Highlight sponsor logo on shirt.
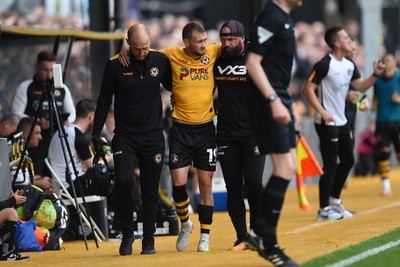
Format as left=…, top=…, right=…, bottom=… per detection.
left=216, top=65, right=247, bottom=75
left=123, top=72, right=134, bottom=76
left=332, top=83, right=350, bottom=93
left=179, top=68, right=209, bottom=81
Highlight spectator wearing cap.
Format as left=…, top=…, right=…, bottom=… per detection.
left=214, top=20, right=266, bottom=251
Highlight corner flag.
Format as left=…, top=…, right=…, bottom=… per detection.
left=296, top=135, right=324, bottom=211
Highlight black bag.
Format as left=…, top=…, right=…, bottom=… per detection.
left=83, top=163, right=114, bottom=196
left=81, top=153, right=115, bottom=197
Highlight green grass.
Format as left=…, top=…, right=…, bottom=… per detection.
left=302, top=227, right=400, bottom=267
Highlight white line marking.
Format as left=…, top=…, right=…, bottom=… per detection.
left=325, top=240, right=400, bottom=267
left=285, top=201, right=400, bottom=234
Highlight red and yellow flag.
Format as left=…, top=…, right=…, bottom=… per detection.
left=296, top=136, right=324, bottom=211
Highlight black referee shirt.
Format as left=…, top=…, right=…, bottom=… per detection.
left=93, top=51, right=172, bottom=136
left=214, top=42, right=253, bottom=142
left=248, top=2, right=296, bottom=106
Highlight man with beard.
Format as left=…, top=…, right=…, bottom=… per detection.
left=214, top=20, right=265, bottom=252
left=161, top=23, right=221, bottom=253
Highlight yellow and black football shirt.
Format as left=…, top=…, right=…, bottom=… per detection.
left=161, top=44, right=222, bottom=124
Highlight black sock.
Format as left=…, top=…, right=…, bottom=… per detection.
left=173, top=185, right=190, bottom=223
left=198, top=204, right=213, bottom=234
left=0, top=221, right=17, bottom=256
left=256, top=175, right=290, bottom=248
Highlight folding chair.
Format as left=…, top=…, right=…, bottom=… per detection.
left=44, top=158, right=107, bottom=242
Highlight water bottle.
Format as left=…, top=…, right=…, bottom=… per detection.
left=100, top=137, right=112, bottom=156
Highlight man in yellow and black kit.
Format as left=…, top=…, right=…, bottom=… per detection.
left=120, top=22, right=221, bottom=252
left=163, top=23, right=221, bottom=252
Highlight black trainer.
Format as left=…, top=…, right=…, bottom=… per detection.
left=245, top=229, right=264, bottom=252
left=141, top=245, right=156, bottom=255
left=246, top=230, right=299, bottom=267
left=119, top=234, right=134, bottom=256
left=1, top=250, right=30, bottom=261
left=260, top=245, right=299, bottom=267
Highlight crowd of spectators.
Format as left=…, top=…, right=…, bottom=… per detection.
left=0, top=3, right=399, bottom=120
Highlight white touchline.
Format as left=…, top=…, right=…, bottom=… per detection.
left=285, top=201, right=400, bottom=234
left=325, top=240, right=400, bottom=267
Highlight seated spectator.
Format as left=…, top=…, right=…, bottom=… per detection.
left=10, top=117, right=53, bottom=192
left=0, top=189, right=30, bottom=261
left=0, top=113, right=20, bottom=138
left=48, top=99, right=96, bottom=196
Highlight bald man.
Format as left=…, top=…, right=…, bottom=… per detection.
left=0, top=113, right=20, bottom=138
left=92, top=24, right=173, bottom=256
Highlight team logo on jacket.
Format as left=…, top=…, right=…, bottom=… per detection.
left=150, top=67, right=159, bottom=77
left=170, top=153, right=178, bottom=164
left=201, top=56, right=210, bottom=65
left=254, top=146, right=260, bottom=156
left=154, top=153, right=162, bottom=164
left=54, top=89, right=61, bottom=97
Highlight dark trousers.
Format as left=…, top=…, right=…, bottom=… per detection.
left=315, top=124, right=354, bottom=208
left=112, top=130, right=165, bottom=247
left=218, top=137, right=265, bottom=240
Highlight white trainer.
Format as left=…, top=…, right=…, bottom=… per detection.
left=197, top=233, right=209, bottom=252
left=331, top=201, right=354, bottom=218
left=317, top=206, right=343, bottom=221
left=176, top=220, right=194, bottom=251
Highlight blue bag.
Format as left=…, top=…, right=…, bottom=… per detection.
left=15, top=220, right=42, bottom=252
